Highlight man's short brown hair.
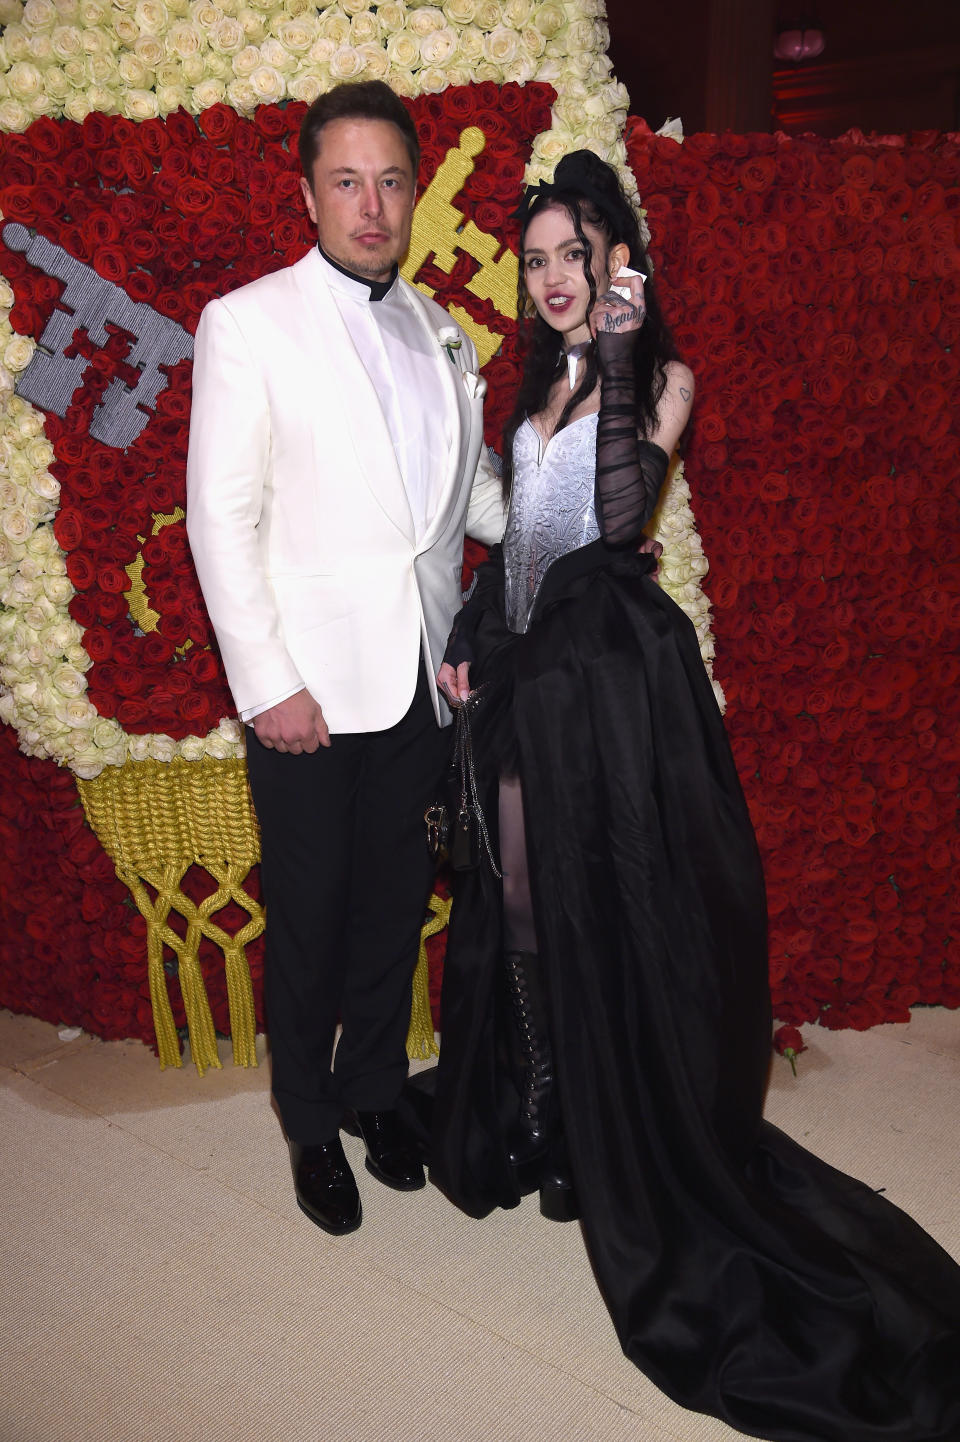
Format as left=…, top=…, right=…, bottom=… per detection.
left=298, top=80, right=420, bottom=182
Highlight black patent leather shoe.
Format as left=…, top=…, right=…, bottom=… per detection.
left=343, top=1108, right=426, bottom=1191
left=290, top=1137, right=362, bottom=1235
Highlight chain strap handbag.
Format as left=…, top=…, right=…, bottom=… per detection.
left=424, top=686, right=502, bottom=878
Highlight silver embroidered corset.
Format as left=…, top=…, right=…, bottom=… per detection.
left=503, top=413, right=600, bottom=634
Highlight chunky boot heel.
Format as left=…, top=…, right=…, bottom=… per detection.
left=540, top=1180, right=580, bottom=1223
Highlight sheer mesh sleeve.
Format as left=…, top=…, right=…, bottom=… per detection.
left=595, top=330, right=669, bottom=548
left=442, top=546, right=505, bottom=668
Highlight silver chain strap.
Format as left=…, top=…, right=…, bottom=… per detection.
left=454, top=690, right=502, bottom=879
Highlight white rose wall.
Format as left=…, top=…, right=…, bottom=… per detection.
left=0, top=0, right=957, bottom=1069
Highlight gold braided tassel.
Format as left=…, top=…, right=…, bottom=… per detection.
left=407, top=891, right=450, bottom=1060
left=77, top=755, right=444, bottom=1073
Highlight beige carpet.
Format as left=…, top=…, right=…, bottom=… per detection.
left=1, top=1005, right=958, bottom=1442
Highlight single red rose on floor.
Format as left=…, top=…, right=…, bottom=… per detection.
left=773, top=1024, right=808, bottom=1076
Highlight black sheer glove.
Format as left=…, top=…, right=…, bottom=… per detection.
left=595, top=330, right=669, bottom=547
left=442, top=546, right=506, bottom=670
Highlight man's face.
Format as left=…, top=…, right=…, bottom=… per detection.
left=300, top=117, right=416, bottom=282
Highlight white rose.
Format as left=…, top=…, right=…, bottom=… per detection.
left=225, top=75, right=256, bottom=109
left=420, top=24, right=456, bottom=65
left=192, top=76, right=226, bottom=106
left=22, top=0, right=57, bottom=29
left=6, top=60, right=44, bottom=100
left=168, top=19, right=203, bottom=55
left=180, top=53, right=206, bottom=82
left=42, top=575, right=72, bottom=608
left=69, top=751, right=106, bottom=780
left=316, top=10, right=349, bottom=44
left=135, top=33, right=165, bottom=65
left=406, top=4, right=443, bottom=36
left=260, top=36, right=295, bottom=70
left=61, top=90, right=93, bottom=122
left=88, top=52, right=119, bottom=84
left=203, top=732, right=236, bottom=759
left=384, top=28, right=418, bottom=66
left=415, top=63, right=446, bottom=92
left=125, top=86, right=161, bottom=117
left=237, top=7, right=265, bottom=41
left=112, top=12, right=139, bottom=42
left=179, top=734, right=206, bottom=761
left=27, top=31, right=52, bottom=61
left=307, top=34, right=335, bottom=63
left=116, top=52, right=148, bottom=84
left=442, top=0, right=475, bottom=21
left=231, top=42, right=259, bottom=74
left=18, top=555, right=42, bottom=583
left=127, top=734, right=153, bottom=762
left=50, top=23, right=82, bottom=59
left=456, top=24, right=482, bottom=61
left=385, top=66, right=416, bottom=97
left=61, top=55, right=86, bottom=86
left=533, top=1, right=564, bottom=37
left=149, top=735, right=178, bottom=763
left=156, top=83, right=189, bottom=110
left=484, top=24, right=518, bottom=64
left=43, top=619, right=75, bottom=651
left=1, top=510, right=30, bottom=546
left=217, top=717, right=242, bottom=744
left=339, top=0, right=371, bottom=14
left=376, top=1, right=406, bottom=34
left=442, top=64, right=471, bottom=87
left=189, top=0, right=221, bottom=25
left=92, top=718, right=121, bottom=748
left=55, top=696, right=97, bottom=730
left=249, top=61, right=285, bottom=98
left=518, top=24, right=544, bottom=57
left=473, top=0, right=501, bottom=28
left=531, top=128, right=570, bottom=166
left=471, top=58, right=502, bottom=81
left=278, top=15, right=315, bottom=51
left=0, top=479, right=21, bottom=508
left=328, top=43, right=362, bottom=78
left=24, top=491, right=54, bottom=522
left=210, top=15, right=243, bottom=50
left=202, top=49, right=232, bottom=76
left=355, top=41, right=387, bottom=77
left=154, top=56, right=182, bottom=82
left=0, top=280, right=13, bottom=310
left=78, top=0, right=109, bottom=21
left=347, top=10, right=376, bottom=43
left=288, top=70, right=322, bottom=103
left=502, top=0, right=533, bottom=22
left=51, top=662, right=86, bottom=698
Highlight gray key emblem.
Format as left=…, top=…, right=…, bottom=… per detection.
left=3, top=222, right=194, bottom=450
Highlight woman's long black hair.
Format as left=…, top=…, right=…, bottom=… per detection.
left=501, top=150, right=680, bottom=498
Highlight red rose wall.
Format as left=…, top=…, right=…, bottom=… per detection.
left=0, top=97, right=958, bottom=1048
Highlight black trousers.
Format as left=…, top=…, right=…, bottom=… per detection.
left=245, top=662, right=447, bottom=1143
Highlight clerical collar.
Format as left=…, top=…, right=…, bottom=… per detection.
left=317, top=243, right=398, bottom=302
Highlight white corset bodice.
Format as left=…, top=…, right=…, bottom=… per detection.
left=503, top=413, right=600, bottom=634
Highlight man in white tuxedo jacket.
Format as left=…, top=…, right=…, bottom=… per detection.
left=186, top=82, right=505, bottom=1235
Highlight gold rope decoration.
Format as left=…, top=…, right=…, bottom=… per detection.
left=77, top=756, right=441, bottom=1072
left=409, top=891, right=451, bottom=1060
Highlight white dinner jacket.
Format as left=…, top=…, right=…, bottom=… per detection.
left=186, top=247, right=506, bottom=732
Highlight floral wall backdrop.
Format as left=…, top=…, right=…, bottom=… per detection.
left=626, top=121, right=960, bottom=1029
left=0, top=0, right=957, bottom=1051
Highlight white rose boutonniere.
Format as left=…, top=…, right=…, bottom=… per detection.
left=437, top=324, right=463, bottom=365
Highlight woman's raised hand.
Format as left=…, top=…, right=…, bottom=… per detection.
left=590, top=272, right=647, bottom=339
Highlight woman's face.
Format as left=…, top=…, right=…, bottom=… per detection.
left=522, top=202, right=620, bottom=348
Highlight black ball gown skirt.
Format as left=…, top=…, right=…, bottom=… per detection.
left=406, top=542, right=960, bottom=1442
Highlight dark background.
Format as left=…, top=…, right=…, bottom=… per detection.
left=605, top=0, right=960, bottom=136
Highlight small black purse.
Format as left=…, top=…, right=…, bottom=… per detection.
left=425, top=687, right=501, bottom=877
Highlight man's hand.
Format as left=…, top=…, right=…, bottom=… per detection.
left=438, top=661, right=472, bottom=706
left=253, top=688, right=330, bottom=753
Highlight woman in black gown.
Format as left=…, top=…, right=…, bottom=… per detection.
left=413, top=150, right=960, bottom=1442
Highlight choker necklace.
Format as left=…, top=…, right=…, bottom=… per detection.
left=564, top=341, right=592, bottom=391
